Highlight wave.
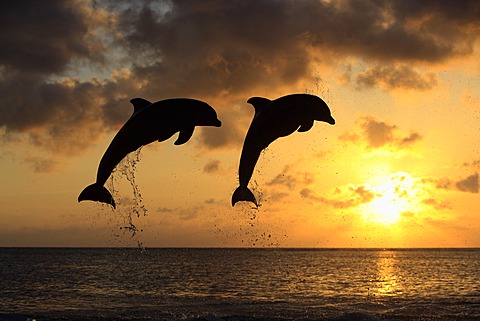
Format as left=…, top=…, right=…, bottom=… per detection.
left=183, top=312, right=386, bottom=321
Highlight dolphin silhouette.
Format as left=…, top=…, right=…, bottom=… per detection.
left=231, top=94, right=335, bottom=207
left=78, top=97, right=222, bottom=208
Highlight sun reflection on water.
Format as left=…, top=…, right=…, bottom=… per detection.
left=369, top=251, right=403, bottom=297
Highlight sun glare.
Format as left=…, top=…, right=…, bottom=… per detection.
left=360, top=172, right=415, bottom=226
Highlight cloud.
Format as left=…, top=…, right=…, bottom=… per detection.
left=157, top=207, right=174, bottom=213
left=115, top=1, right=311, bottom=98
left=422, top=198, right=451, bottom=210
left=155, top=205, right=206, bottom=220
left=0, top=1, right=127, bottom=170
left=266, top=165, right=298, bottom=190
left=23, top=156, right=57, bottom=173
left=1, top=0, right=479, bottom=168
left=400, top=132, right=422, bottom=146
left=109, top=0, right=480, bottom=101
left=463, top=159, right=480, bottom=169
left=203, top=160, right=220, bottom=173
left=340, top=116, right=422, bottom=150
left=0, top=1, right=108, bottom=75
left=304, top=171, right=475, bottom=223
left=421, top=173, right=479, bottom=194
left=421, top=177, right=452, bottom=190
left=178, top=206, right=204, bottom=221
left=267, top=173, right=297, bottom=190
left=0, top=74, right=135, bottom=156
left=266, top=165, right=316, bottom=192
left=304, top=1, right=480, bottom=63
left=355, top=65, right=437, bottom=90
left=362, top=117, right=397, bottom=148
left=301, top=184, right=376, bottom=209
left=3, top=0, right=480, bottom=85
left=198, top=104, right=249, bottom=149
left=455, top=173, right=479, bottom=193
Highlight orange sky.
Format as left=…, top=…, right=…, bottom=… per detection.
left=0, top=0, right=479, bottom=247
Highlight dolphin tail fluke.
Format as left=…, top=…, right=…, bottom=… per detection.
left=78, top=183, right=116, bottom=208
left=231, top=186, right=258, bottom=207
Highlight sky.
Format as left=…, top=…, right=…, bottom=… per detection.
left=0, top=0, right=479, bottom=248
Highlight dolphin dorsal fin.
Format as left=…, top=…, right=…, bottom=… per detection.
left=247, top=97, right=271, bottom=115
left=130, top=98, right=152, bottom=115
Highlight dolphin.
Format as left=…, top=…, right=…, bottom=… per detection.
left=231, top=93, right=335, bottom=207
left=78, top=97, right=222, bottom=208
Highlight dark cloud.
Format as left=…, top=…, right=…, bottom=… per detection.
left=115, top=2, right=310, bottom=99
left=1, top=0, right=479, bottom=167
left=340, top=116, right=422, bottom=149
left=0, top=74, right=136, bottom=158
left=0, top=0, right=106, bottom=74
left=113, top=0, right=480, bottom=99
left=0, top=1, right=132, bottom=169
left=1, top=76, right=101, bottom=132
left=307, top=0, right=480, bottom=62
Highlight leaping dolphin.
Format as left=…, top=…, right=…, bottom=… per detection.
left=78, top=97, right=222, bottom=208
left=231, top=93, right=335, bottom=207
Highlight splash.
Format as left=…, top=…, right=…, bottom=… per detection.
left=304, top=66, right=332, bottom=104
left=106, top=148, right=148, bottom=247
left=116, top=147, right=148, bottom=219
left=224, top=181, right=283, bottom=247
left=236, top=208, right=282, bottom=247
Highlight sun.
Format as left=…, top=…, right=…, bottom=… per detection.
left=359, top=172, right=415, bottom=226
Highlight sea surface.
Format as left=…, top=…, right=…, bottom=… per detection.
left=0, top=248, right=479, bottom=321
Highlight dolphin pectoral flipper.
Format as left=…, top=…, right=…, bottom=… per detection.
left=298, top=120, right=314, bottom=132
left=174, top=126, right=195, bottom=145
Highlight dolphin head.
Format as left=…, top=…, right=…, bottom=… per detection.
left=192, top=101, right=222, bottom=127
left=314, top=98, right=335, bottom=125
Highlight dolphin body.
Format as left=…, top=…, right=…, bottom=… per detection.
left=231, top=94, right=335, bottom=207
left=78, top=98, right=222, bottom=208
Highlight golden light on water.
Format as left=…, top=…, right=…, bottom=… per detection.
left=371, top=251, right=401, bottom=297
left=360, top=172, right=417, bottom=226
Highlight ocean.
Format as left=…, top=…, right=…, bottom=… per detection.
left=0, top=248, right=478, bottom=321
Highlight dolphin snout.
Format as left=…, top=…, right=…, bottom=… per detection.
left=213, top=119, right=222, bottom=127
left=326, top=116, right=335, bottom=125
